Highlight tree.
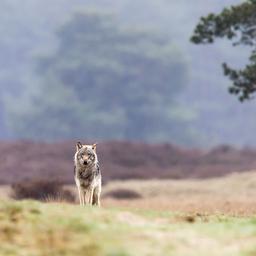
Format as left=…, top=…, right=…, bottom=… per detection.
left=191, top=0, right=256, bottom=101
left=7, top=11, right=191, bottom=143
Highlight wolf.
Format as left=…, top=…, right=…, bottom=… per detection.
left=74, top=142, right=101, bottom=206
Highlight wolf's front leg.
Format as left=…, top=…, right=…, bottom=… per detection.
left=82, top=189, right=91, bottom=205
left=92, top=186, right=101, bottom=207
left=77, top=186, right=83, bottom=206
left=82, top=190, right=87, bottom=206
left=87, top=188, right=94, bottom=205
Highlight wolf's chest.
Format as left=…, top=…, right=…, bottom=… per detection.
left=78, top=170, right=94, bottom=182
left=75, top=162, right=101, bottom=189
left=75, top=170, right=93, bottom=188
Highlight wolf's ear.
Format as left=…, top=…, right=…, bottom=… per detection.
left=76, top=142, right=83, bottom=151
left=92, top=143, right=97, bottom=152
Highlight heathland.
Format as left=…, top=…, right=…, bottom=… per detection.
left=1, top=140, right=256, bottom=255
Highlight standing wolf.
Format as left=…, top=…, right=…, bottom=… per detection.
left=74, top=142, right=101, bottom=206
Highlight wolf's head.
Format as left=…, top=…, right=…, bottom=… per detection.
left=75, top=142, right=98, bottom=167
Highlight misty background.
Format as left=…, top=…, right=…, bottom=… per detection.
left=0, top=0, right=252, bottom=147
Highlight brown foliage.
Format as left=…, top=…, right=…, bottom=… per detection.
left=1, top=140, right=256, bottom=184
left=104, top=189, right=142, bottom=200
left=11, top=180, right=75, bottom=202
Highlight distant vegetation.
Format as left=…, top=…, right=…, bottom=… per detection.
left=8, top=11, right=189, bottom=143
left=1, top=0, right=256, bottom=146
left=1, top=141, right=256, bottom=184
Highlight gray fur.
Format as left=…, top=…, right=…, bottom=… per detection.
left=74, top=143, right=101, bottom=206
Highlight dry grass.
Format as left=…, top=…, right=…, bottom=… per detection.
left=101, top=171, right=256, bottom=216
left=0, top=186, right=11, bottom=200
left=1, top=171, right=256, bottom=215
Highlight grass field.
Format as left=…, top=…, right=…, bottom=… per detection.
left=1, top=172, right=256, bottom=255
left=102, top=172, right=256, bottom=216
left=0, top=200, right=256, bottom=256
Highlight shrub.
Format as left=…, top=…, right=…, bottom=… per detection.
left=11, top=180, right=75, bottom=202
left=104, top=189, right=141, bottom=200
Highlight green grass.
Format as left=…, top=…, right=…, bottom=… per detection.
left=0, top=200, right=256, bottom=256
